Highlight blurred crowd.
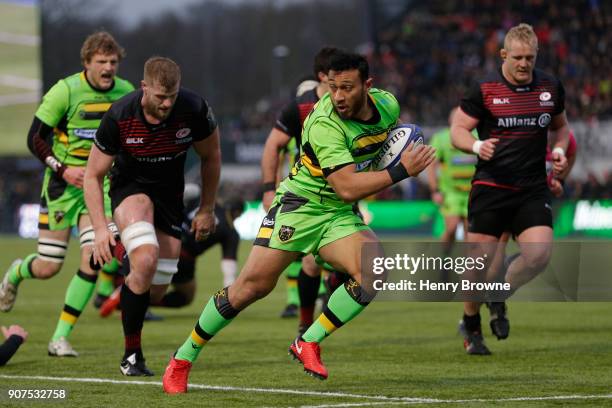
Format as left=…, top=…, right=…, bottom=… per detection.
left=370, top=0, right=611, bottom=125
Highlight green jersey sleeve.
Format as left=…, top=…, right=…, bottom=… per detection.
left=35, top=80, right=70, bottom=127
left=309, top=118, right=353, bottom=173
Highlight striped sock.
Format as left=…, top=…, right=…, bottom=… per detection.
left=97, top=258, right=119, bottom=297
left=302, top=279, right=371, bottom=343
left=175, top=287, right=239, bottom=362
left=51, top=270, right=97, bottom=341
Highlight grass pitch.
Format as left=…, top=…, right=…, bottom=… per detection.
left=0, top=235, right=611, bottom=407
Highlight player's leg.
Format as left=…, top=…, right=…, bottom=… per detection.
left=93, top=257, right=121, bottom=308
left=154, top=254, right=196, bottom=308
left=48, top=214, right=100, bottom=357
left=0, top=228, right=69, bottom=312
left=297, top=254, right=322, bottom=335
left=280, top=261, right=301, bottom=318
left=506, top=227, right=553, bottom=288
left=163, top=245, right=299, bottom=393
left=113, top=193, right=159, bottom=376
left=291, top=225, right=378, bottom=379
left=0, top=172, right=74, bottom=311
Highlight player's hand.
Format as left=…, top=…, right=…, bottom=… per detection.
left=400, top=142, right=436, bottom=177
left=93, top=226, right=116, bottom=267
left=476, top=138, right=499, bottom=161
left=2, top=325, right=28, bottom=341
left=62, top=166, right=85, bottom=188
left=549, top=178, right=564, bottom=198
left=552, top=151, right=568, bottom=176
left=262, top=190, right=275, bottom=212
left=431, top=191, right=444, bottom=205
left=191, top=209, right=215, bottom=241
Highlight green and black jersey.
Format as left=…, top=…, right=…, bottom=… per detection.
left=35, top=71, right=134, bottom=167
left=281, top=88, right=400, bottom=206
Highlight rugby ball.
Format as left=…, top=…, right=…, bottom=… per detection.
left=371, top=124, right=424, bottom=170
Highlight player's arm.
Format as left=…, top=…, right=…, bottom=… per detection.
left=261, top=127, right=291, bottom=210
left=192, top=127, right=221, bottom=240
left=450, top=108, right=498, bottom=160
left=31, top=80, right=85, bottom=187
left=326, top=142, right=435, bottom=203
left=84, top=145, right=116, bottom=265
left=548, top=111, right=570, bottom=176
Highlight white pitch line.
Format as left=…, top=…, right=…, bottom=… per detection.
left=0, top=374, right=434, bottom=402
left=297, top=393, right=612, bottom=407
left=0, top=91, right=39, bottom=106
left=0, top=74, right=41, bottom=90
left=0, top=31, right=39, bottom=46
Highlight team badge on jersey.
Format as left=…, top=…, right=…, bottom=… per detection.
left=54, top=210, right=65, bottom=223
left=278, top=225, right=295, bottom=242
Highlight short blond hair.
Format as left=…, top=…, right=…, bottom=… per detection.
left=143, top=56, right=181, bottom=89
left=80, top=31, right=125, bottom=64
left=504, top=23, right=538, bottom=51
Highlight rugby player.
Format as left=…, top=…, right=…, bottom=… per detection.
left=162, top=50, right=435, bottom=393
left=86, top=57, right=221, bottom=376
left=0, top=32, right=133, bottom=357
left=451, top=23, right=570, bottom=354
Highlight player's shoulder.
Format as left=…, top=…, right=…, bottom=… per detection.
left=176, top=87, right=209, bottom=113
left=534, top=68, right=562, bottom=87
left=295, top=88, right=318, bottom=105
left=369, top=87, right=398, bottom=103
left=113, top=76, right=135, bottom=92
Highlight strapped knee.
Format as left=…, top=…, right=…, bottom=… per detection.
left=37, top=238, right=68, bottom=263
left=79, top=226, right=95, bottom=248
left=152, top=258, right=178, bottom=285
left=120, top=221, right=159, bottom=255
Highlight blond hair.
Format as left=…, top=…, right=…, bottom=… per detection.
left=143, top=56, right=181, bottom=89
left=80, top=31, right=125, bottom=64
left=504, top=23, right=538, bottom=51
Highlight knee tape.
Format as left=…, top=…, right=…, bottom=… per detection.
left=79, top=226, right=95, bottom=248
left=152, top=258, right=178, bottom=285
left=120, top=221, right=159, bottom=255
left=37, top=238, right=68, bottom=263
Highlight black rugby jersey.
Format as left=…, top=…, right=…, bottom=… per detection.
left=461, top=68, right=565, bottom=189
left=95, top=88, right=217, bottom=193
left=274, top=88, right=319, bottom=161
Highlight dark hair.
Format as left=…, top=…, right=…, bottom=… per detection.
left=328, top=51, right=369, bottom=81
left=312, top=46, right=339, bottom=78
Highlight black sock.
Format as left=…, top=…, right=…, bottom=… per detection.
left=298, top=269, right=320, bottom=326
left=160, top=291, right=189, bottom=308
left=463, top=312, right=481, bottom=333
left=120, top=284, right=149, bottom=360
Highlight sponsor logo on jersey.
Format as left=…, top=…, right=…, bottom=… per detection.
left=262, top=217, right=275, bottom=227
left=176, top=128, right=191, bottom=138
left=493, top=98, right=510, bottom=105
left=278, top=225, right=295, bottom=242
left=126, top=137, right=144, bottom=144
left=497, top=117, right=538, bottom=128
left=539, top=92, right=551, bottom=101
left=355, top=159, right=372, bottom=172
left=74, top=129, right=97, bottom=139
left=538, top=113, right=552, bottom=128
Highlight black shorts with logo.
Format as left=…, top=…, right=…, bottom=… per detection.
left=110, top=179, right=184, bottom=240
left=468, top=182, right=552, bottom=238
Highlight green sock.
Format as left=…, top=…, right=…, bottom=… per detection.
left=175, top=288, right=238, bottom=362
left=7, top=253, right=37, bottom=286
left=302, top=280, right=368, bottom=343
left=51, top=270, right=97, bottom=341
left=285, top=261, right=301, bottom=306
left=97, top=258, right=119, bottom=297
